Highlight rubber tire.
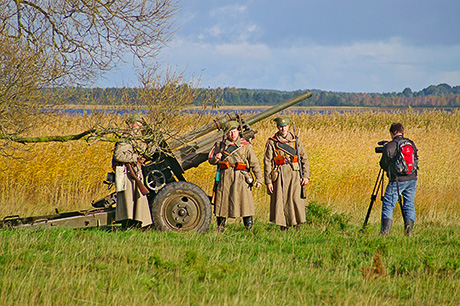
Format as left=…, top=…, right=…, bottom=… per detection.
left=151, top=181, right=212, bottom=233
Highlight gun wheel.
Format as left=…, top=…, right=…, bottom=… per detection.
left=151, top=181, right=212, bottom=233
left=145, top=169, right=166, bottom=192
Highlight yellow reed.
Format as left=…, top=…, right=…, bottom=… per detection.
left=1, top=110, right=459, bottom=225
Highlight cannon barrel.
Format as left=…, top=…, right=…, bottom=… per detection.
left=171, top=91, right=312, bottom=171
left=245, top=90, right=312, bottom=125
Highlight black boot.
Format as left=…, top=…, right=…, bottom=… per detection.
left=404, top=220, right=414, bottom=237
left=243, top=216, right=253, bottom=230
left=380, top=218, right=393, bottom=236
left=216, top=217, right=226, bottom=232
left=280, top=226, right=288, bottom=231
left=120, top=219, right=140, bottom=230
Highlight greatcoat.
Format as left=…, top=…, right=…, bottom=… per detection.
left=264, top=131, right=310, bottom=227
left=208, top=137, right=263, bottom=218
left=113, top=140, right=153, bottom=227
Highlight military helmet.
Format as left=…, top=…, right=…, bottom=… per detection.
left=224, top=120, right=239, bottom=133
left=125, top=113, right=145, bottom=125
left=274, top=115, right=290, bottom=127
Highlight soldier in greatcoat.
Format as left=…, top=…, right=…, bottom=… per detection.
left=208, top=121, right=263, bottom=232
left=113, top=114, right=153, bottom=229
left=264, top=115, right=310, bottom=231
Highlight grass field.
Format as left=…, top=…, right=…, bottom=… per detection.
left=1, top=110, right=460, bottom=305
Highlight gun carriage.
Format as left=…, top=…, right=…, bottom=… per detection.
left=0, top=91, right=312, bottom=232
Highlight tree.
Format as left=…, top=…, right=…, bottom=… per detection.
left=1, top=0, right=181, bottom=155
left=402, top=87, right=413, bottom=97
left=1, top=0, right=178, bottom=85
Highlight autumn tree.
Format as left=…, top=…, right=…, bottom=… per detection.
left=0, top=0, right=191, bottom=155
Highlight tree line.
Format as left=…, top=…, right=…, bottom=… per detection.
left=203, top=83, right=460, bottom=107
left=67, top=83, right=460, bottom=108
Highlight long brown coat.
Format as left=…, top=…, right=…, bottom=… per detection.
left=113, top=141, right=153, bottom=227
left=209, top=137, right=263, bottom=218
left=264, top=132, right=310, bottom=227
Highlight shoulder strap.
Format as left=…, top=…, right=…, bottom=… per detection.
left=275, top=141, right=297, bottom=156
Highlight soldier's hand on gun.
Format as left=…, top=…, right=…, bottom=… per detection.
left=301, top=177, right=309, bottom=186
left=137, top=155, right=146, bottom=165
left=215, top=152, right=223, bottom=160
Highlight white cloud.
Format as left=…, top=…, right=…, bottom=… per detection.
left=214, top=42, right=272, bottom=59
left=99, top=36, right=460, bottom=92
left=209, top=4, right=247, bottom=17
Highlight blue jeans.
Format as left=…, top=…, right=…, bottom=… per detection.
left=381, top=179, right=417, bottom=222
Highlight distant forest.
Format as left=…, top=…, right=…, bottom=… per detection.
left=203, top=83, right=460, bottom=107
left=68, top=83, right=460, bottom=107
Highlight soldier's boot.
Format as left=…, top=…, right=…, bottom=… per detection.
left=120, top=220, right=129, bottom=230
left=404, top=220, right=414, bottom=237
left=243, top=216, right=253, bottom=230
left=121, top=219, right=141, bottom=230
left=294, top=224, right=301, bottom=231
left=379, top=218, right=393, bottom=236
left=216, top=217, right=226, bottom=233
left=280, top=226, right=288, bottom=231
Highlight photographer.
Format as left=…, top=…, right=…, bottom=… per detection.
left=379, top=122, right=418, bottom=236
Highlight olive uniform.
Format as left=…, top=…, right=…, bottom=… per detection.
left=264, top=116, right=310, bottom=228
left=208, top=121, right=263, bottom=230
left=113, top=115, right=152, bottom=228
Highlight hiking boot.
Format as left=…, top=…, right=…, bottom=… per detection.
left=243, top=216, right=253, bottom=230
left=379, top=218, right=393, bottom=236
left=404, top=220, right=414, bottom=237
left=216, top=217, right=226, bottom=233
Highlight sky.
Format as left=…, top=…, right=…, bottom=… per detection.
left=98, top=0, right=460, bottom=93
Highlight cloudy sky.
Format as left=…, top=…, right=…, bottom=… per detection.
left=99, top=0, right=460, bottom=93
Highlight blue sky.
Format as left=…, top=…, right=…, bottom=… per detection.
left=99, top=0, right=460, bottom=93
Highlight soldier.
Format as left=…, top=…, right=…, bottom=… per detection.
left=113, top=114, right=153, bottom=229
left=208, top=121, right=263, bottom=232
left=264, top=115, right=310, bottom=231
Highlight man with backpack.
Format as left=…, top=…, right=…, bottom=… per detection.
left=379, top=122, right=418, bottom=236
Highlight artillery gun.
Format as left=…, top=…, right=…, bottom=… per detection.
left=0, top=91, right=312, bottom=232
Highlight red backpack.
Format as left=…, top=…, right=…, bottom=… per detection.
left=393, top=138, right=418, bottom=176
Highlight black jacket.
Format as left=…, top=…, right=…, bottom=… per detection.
left=379, top=135, right=418, bottom=182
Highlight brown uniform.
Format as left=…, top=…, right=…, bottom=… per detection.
left=208, top=137, right=263, bottom=218
left=264, top=132, right=310, bottom=227
left=113, top=140, right=153, bottom=227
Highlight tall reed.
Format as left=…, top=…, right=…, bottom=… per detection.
left=1, top=110, right=459, bottom=225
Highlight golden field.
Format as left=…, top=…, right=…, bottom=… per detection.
left=1, top=110, right=459, bottom=226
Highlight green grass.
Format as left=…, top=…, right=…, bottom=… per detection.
left=1, top=203, right=459, bottom=305
left=1, top=111, right=460, bottom=305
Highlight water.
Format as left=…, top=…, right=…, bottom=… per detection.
left=47, top=107, right=437, bottom=116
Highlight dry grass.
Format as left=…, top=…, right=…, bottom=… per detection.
left=1, top=110, right=459, bottom=226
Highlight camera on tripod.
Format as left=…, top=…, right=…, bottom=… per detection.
left=375, top=140, right=388, bottom=154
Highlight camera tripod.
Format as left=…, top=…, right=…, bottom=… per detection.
left=361, top=168, right=405, bottom=231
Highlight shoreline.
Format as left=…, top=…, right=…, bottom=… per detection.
left=46, top=104, right=459, bottom=112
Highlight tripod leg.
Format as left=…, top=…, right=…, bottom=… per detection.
left=362, top=169, right=384, bottom=231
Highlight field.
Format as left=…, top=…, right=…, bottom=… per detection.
left=1, top=110, right=460, bottom=305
